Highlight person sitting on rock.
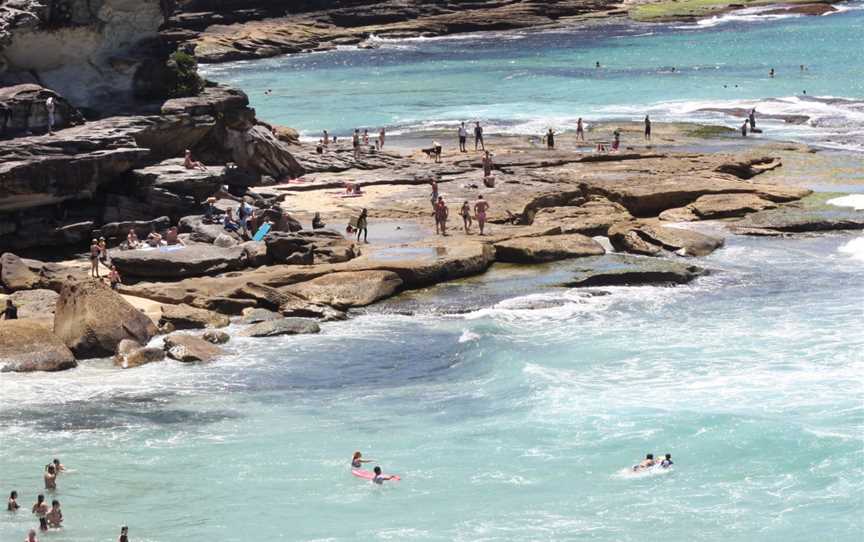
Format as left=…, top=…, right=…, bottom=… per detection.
left=126, top=229, right=139, bottom=249
left=2, top=299, right=17, bottom=320
left=146, top=230, right=163, bottom=247
left=312, top=212, right=325, bottom=229
left=223, top=208, right=240, bottom=232
left=203, top=196, right=220, bottom=223
left=107, top=265, right=122, bottom=291
left=184, top=149, right=207, bottom=171
left=165, top=227, right=184, bottom=246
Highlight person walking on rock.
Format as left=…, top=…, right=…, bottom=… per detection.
left=460, top=201, right=472, bottom=234
left=458, top=122, right=468, bottom=152
left=434, top=196, right=449, bottom=236
left=89, top=239, right=100, bottom=278
left=576, top=117, right=584, bottom=141
left=356, top=208, right=368, bottom=243
left=474, top=121, right=485, bottom=151
left=474, top=195, right=490, bottom=236
left=644, top=115, right=651, bottom=141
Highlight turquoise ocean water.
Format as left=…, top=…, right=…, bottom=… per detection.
left=2, top=5, right=864, bottom=541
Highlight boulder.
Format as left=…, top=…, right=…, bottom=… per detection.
left=494, top=234, right=605, bottom=263
left=265, top=230, right=355, bottom=264
left=240, top=240, right=270, bottom=267
left=228, top=282, right=291, bottom=310
left=191, top=295, right=257, bottom=315
left=111, top=245, right=249, bottom=279
left=113, top=340, right=165, bottom=369
left=531, top=198, right=633, bottom=235
left=164, top=334, right=226, bottom=362
left=96, top=217, right=171, bottom=245
left=214, top=233, right=238, bottom=248
left=131, top=159, right=225, bottom=202
left=241, top=307, right=282, bottom=324
left=224, top=123, right=305, bottom=180
left=8, top=289, right=58, bottom=319
left=282, top=271, right=403, bottom=310
left=239, top=318, right=321, bottom=337
left=178, top=215, right=243, bottom=244
left=0, top=320, right=77, bottom=373
left=563, top=255, right=707, bottom=287
left=0, top=84, right=83, bottom=135
left=159, top=304, right=230, bottom=330
left=609, top=221, right=724, bottom=257
left=53, top=281, right=158, bottom=358
left=659, top=194, right=778, bottom=221
left=202, top=330, right=231, bottom=344
left=278, top=293, right=348, bottom=321
left=271, top=125, right=300, bottom=145
left=731, top=208, right=864, bottom=235
left=0, top=253, right=86, bottom=292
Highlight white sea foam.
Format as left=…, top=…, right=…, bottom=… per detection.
left=838, top=236, right=864, bottom=261
left=827, top=194, right=864, bottom=210
left=459, top=329, right=481, bottom=343
left=674, top=5, right=803, bottom=30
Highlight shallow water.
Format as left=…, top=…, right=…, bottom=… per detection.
left=204, top=2, right=864, bottom=151
left=2, top=232, right=863, bottom=541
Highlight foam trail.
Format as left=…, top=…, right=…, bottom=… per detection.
left=827, top=194, right=864, bottom=210
left=838, top=237, right=864, bottom=261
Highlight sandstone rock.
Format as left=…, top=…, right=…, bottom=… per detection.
left=266, top=230, right=356, bottom=265
left=532, top=199, right=633, bottom=235
left=731, top=208, right=864, bottom=234
left=202, top=330, right=230, bottom=344
left=111, top=245, right=249, bottom=279
left=179, top=215, right=243, bottom=244
left=271, top=125, right=300, bottom=145
left=494, top=234, right=605, bottom=263
left=228, top=282, right=290, bottom=311
left=131, top=159, right=225, bottom=202
left=0, top=84, right=83, bottom=134
left=113, top=340, right=165, bottom=369
left=96, top=217, right=171, bottom=244
left=164, top=334, right=226, bottom=362
left=282, top=271, right=403, bottom=310
left=1, top=252, right=40, bottom=290
left=214, top=233, right=238, bottom=248
left=159, top=303, right=230, bottom=330
left=241, top=308, right=282, bottom=324
left=191, top=295, right=257, bottom=315
left=54, top=281, right=158, bottom=358
left=609, top=222, right=724, bottom=257
left=240, top=240, right=270, bottom=267
left=563, top=255, right=707, bottom=287
left=239, top=318, right=321, bottom=337
left=278, top=293, right=348, bottom=321
left=660, top=194, right=778, bottom=221
left=0, top=320, right=77, bottom=373
left=9, top=289, right=58, bottom=319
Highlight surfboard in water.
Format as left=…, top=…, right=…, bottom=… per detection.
left=252, top=222, right=272, bottom=241
left=352, top=468, right=401, bottom=481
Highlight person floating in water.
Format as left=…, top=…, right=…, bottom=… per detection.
left=351, top=451, right=375, bottom=469
left=769, top=68, right=775, bottom=78
left=7, top=490, right=19, bottom=511
left=595, top=61, right=601, bottom=68
left=633, top=453, right=656, bottom=471
left=25, top=528, right=39, bottom=542
left=118, top=525, right=129, bottom=542
left=372, top=466, right=396, bottom=485
left=660, top=453, right=674, bottom=468
left=45, top=500, right=62, bottom=529
left=644, top=115, right=651, bottom=141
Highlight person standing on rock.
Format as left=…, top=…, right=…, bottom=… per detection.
left=749, top=108, right=757, bottom=130
left=2, top=299, right=17, bottom=320
left=378, top=127, right=386, bottom=150
left=576, top=118, right=584, bottom=141
left=460, top=201, right=472, bottom=234
left=430, top=180, right=439, bottom=210
left=363, top=129, right=370, bottom=146
left=353, top=129, right=361, bottom=159
left=434, top=196, right=449, bottom=236
left=474, top=121, right=485, bottom=151
left=644, top=115, right=651, bottom=141
left=356, top=208, right=368, bottom=243
left=474, top=195, right=490, bottom=236
left=323, top=130, right=330, bottom=145
left=98, top=237, right=110, bottom=268
left=482, top=150, right=494, bottom=179
left=546, top=128, right=555, bottom=150
left=741, top=120, right=748, bottom=137
left=45, top=97, right=55, bottom=135
left=89, top=239, right=101, bottom=278
left=458, top=122, right=468, bottom=152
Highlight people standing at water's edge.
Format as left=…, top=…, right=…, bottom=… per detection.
left=355, top=209, right=368, bottom=243
left=576, top=117, right=584, bottom=141
left=458, top=122, right=468, bottom=152
left=749, top=108, right=756, bottom=130
left=460, top=201, right=472, bottom=234
left=429, top=179, right=438, bottom=210
left=741, top=120, right=748, bottom=137
left=546, top=128, right=555, bottom=150
left=644, top=115, right=651, bottom=141
left=378, top=127, right=385, bottom=149
left=7, top=490, right=19, bottom=511
left=435, top=196, right=449, bottom=236
left=31, top=494, right=48, bottom=531
left=474, top=121, right=485, bottom=151
left=351, top=451, right=375, bottom=468
left=3, top=298, right=17, bottom=320
left=45, top=500, right=62, bottom=529
left=474, top=195, right=489, bottom=236
left=362, top=129, right=369, bottom=146
left=612, top=129, right=620, bottom=151
left=323, top=130, right=329, bottom=145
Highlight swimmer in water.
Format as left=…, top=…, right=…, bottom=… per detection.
left=45, top=500, right=62, bottom=529
left=118, top=525, right=129, bottom=542
left=43, top=465, right=56, bottom=490
left=351, top=451, right=375, bottom=469
left=25, top=529, right=38, bottom=542
left=7, top=490, right=19, bottom=511
left=51, top=459, right=65, bottom=474
left=32, top=494, right=48, bottom=531
left=633, top=453, right=656, bottom=471
left=372, top=466, right=396, bottom=485
left=660, top=453, right=674, bottom=468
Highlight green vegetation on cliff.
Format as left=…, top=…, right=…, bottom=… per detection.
left=166, top=51, right=205, bottom=98
left=629, top=0, right=832, bottom=21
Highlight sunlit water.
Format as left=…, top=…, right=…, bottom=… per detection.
left=204, top=2, right=864, bottom=151
left=3, top=4, right=864, bottom=541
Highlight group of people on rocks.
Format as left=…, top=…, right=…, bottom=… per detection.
left=6, top=459, right=130, bottom=541
left=88, top=237, right=121, bottom=289
left=315, top=128, right=387, bottom=156
left=457, top=121, right=485, bottom=152
left=429, top=180, right=490, bottom=236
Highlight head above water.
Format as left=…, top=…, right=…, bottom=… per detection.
left=51, top=500, right=59, bottom=508
left=47, top=465, right=55, bottom=474
left=665, top=453, right=671, bottom=460
left=353, top=451, right=362, bottom=459
left=10, top=490, right=16, bottom=499
left=121, top=526, right=128, bottom=534
left=646, top=454, right=654, bottom=460
left=37, top=494, right=44, bottom=503
left=373, top=466, right=382, bottom=475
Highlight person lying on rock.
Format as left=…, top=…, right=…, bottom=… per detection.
left=184, top=149, right=208, bottom=171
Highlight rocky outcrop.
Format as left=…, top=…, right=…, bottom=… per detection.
left=53, top=280, right=158, bottom=358
left=202, top=329, right=230, bottom=344
left=159, top=303, right=230, bottom=329
left=494, top=234, right=605, bottom=263
left=0, top=319, right=77, bottom=372
left=266, top=230, right=356, bottom=265
left=112, top=245, right=249, bottom=278
left=531, top=198, right=633, bottom=236
left=113, top=339, right=165, bottom=369
left=240, top=307, right=282, bottom=324
left=282, top=270, right=403, bottom=310
left=659, top=194, right=778, bottom=221
left=164, top=333, right=226, bottom=362
left=563, top=255, right=707, bottom=287
left=0, top=84, right=83, bottom=136
left=131, top=159, right=225, bottom=202
left=7, top=288, right=58, bottom=319
left=609, top=221, right=725, bottom=257
left=731, top=208, right=864, bottom=235
left=0, top=252, right=86, bottom=292
left=239, top=317, right=321, bottom=337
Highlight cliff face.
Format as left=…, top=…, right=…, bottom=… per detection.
left=0, top=0, right=173, bottom=111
